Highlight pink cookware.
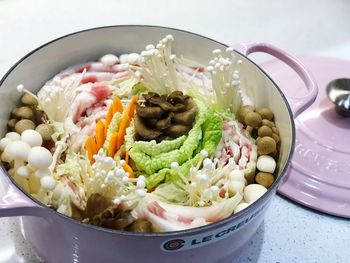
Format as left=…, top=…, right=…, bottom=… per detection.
left=0, top=26, right=318, bottom=263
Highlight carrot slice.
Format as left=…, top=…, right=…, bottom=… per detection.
left=95, top=120, right=106, bottom=149
left=127, top=95, right=138, bottom=118
left=116, top=95, right=138, bottom=149
left=124, top=163, right=135, bottom=178
left=112, top=96, right=123, bottom=114
left=108, top=132, right=118, bottom=157
left=85, top=136, right=98, bottom=163
left=105, top=107, right=114, bottom=128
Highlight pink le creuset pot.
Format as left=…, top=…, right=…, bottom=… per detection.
left=0, top=25, right=318, bottom=263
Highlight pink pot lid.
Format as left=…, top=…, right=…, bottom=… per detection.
left=261, top=56, right=350, bottom=218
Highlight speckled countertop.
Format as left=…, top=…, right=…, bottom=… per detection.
left=0, top=0, right=350, bottom=262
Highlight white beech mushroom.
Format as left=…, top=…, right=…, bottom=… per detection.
left=0, top=137, right=12, bottom=151
left=21, top=129, right=43, bottom=147
left=5, top=131, right=21, bottom=141
left=6, top=141, right=31, bottom=190
left=243, top=184, right=267, bottom=203
left=257, top=155, right=276, bottom=173
left=27, top=146, right=53, bottom=180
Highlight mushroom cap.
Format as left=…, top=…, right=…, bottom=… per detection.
left=14, top=119, right=36, bottom=134
left=243, top=184, right=267, bottom=203
left=40, top=176, right=56, bottom=190
left=35, top=124, right=54, bottom=141
left=257, top=136, right=276, bottom=155
left=5, top=132, right=21, bottom=141
left=6, top=141, right=31, bottom=161
left=257, top=155, right=277, bottom=173
left=255, top=172, right=275, bottom=188
left=228, top=180, right=245, bottom=195
left=228, top=170, right=246, bottom=182
left=17, top=165, right=31, bottom=178
left=100, top=54, right=119, bottom=66
left=256, top=107, right=274, bottom=121
left=27, top=146, right=53, bottom=170
left=244, top=112, right=262, bottom=128
left=0, top=137, right=12, bottom=151
left=21, top=129, right=43, bottom=147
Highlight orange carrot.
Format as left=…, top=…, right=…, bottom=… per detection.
left=112, top=96, right=123, bottom=114
left=125, top=151, right=129, bottom=164
left=116, top=95, right=138, bottom=148
left=105, top=108, right=114, bottom=128
left=108, top=132, right=118, bottom=157
left=124, top=163, right=135, bottom=178
left=95, top=120, right=105, bottom=149
left=105, top=96, right=123, bottom=133
left=106, top=96, right=138, bottom=157
left=85, top=136, right=98, bottom=163
left=127, top=95, right=138, bottom=118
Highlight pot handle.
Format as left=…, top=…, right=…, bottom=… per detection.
left=232, top=42, right=318, bottom=117
left=0, top=171, right=43, bottom=217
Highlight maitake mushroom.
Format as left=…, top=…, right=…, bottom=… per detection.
left=135, top=91, right=197, bottom=142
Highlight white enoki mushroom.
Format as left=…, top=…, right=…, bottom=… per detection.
left=38, top=69, right=87, bottom=122
left=170, top=155, right=223, bottom=207
left=135, top=35, right=180, bottom=94
left=88, top=149, right=146, bottom=209
left=100, top=54, right=119, bottom=66
left=206, top=48, right=243, bottom=113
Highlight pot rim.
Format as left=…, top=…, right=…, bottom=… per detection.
left=0, top=24, right=296, bottom=237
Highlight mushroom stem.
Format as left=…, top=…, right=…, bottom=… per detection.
left=14, top=160, right=29, bottom=191
left=49, top=140, right=66, bottom=173
left=17, top=84, right=39, bottom=102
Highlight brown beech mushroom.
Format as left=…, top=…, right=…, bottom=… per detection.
left=237, top=105, right=254, bottom=122
left=14, top=119, right=36, bottom=134
left=255, top=172, right=275, bottom=188
left=258, top=125, right=272, bottom=137
left=257, top=136, right=277, bottom=155
left=12, top=106, right=34, bottom=119
left=21, top=93, right=38, bottom=106
left=271, top=133, right=280, bottom=143
left=261, top=119, right=275, bottom=128
left=257, top=107, right=274, bottom=121
left=7, top=119, right=17, bottom=130
left=35, top=124, right=54, bottom=141
left=244, top=112, right=262, bottom=128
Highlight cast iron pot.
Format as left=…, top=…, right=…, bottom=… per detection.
left=0, top=25, right=318, bottom=263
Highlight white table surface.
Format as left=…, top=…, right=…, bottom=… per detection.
left=1, top=0, right=350, bottom=262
